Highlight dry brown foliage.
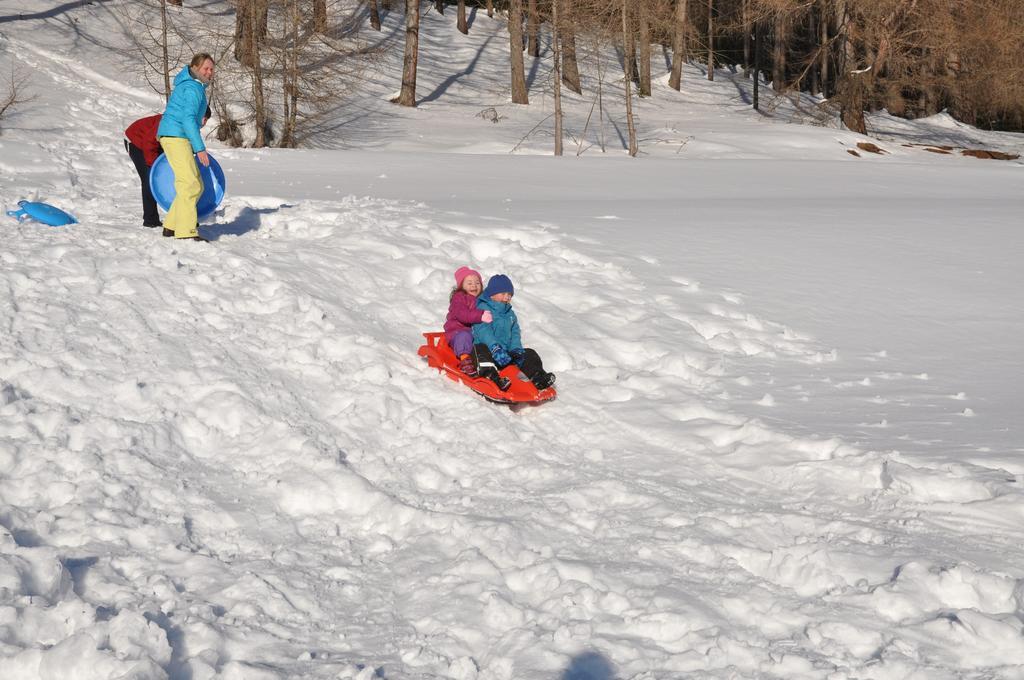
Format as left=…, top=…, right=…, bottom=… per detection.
left=547, top=0, right=1024, bottom=131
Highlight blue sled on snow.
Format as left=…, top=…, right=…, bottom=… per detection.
left=7, top=200, right=78, bottom=226
left=149, top=152, right=226, bottom=219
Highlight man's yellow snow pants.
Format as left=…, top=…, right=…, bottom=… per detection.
left=160, top=137, right=202, bottom=239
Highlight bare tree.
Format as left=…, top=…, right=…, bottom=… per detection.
left=832, top=0, right=916, bottom=133
left=560, top=0, right=582, bottom=93
left=806, top=3, right=819, bottom=94
left=818, top=0, right=829, bottom=95
left=753, top=14, right=762, bottom=108
left=527, top=0, right=540, bottom=57
left=276, top=0, right=298, bottom=146
left=248, top=0, right=268, bottom=145
left=623, top=2, right=638, bottom=86
left=117, top=0, right=188, bottom=101
left=0, top=68, right=34, bottom=132
left=772, top=8, right=787, bottom=90
left=159, top=0, right=172, bottom=97
left=457, top=0, right=468, bottom=34
left=260, top=1, right=382, bottom=146
left=370, top=0, right=382, bottom=30
left=742, top=0, right=751, bottom=75
left=552, top=0, right=564, bottom=155
left=235, top=0, right=268, bottom=67
left=668, top=0, right=688, bottom=90
left=509, top=0, right=529, bottom=103
left=637, top=1, right=652, bottom=95
left=706, top=0, right=714, bottom=81
left=313, top=0, right=326, bottom=32
left=396, top=0, right=421, bottom=106
left=621, top=0, right=638, bottom=155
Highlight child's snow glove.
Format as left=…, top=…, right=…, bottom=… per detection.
left=489, top=344, right=512, bottom=368
left=480, top=310, right=493, bottom=323
left=508, top=348, right=525, bottom=366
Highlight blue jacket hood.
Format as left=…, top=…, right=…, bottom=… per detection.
left=157, top=67, right=209, bottom=152
left=174, top=66, right=195, bottom=86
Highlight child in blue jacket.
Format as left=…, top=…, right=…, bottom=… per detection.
left=472, top=274, right=556, bottom=392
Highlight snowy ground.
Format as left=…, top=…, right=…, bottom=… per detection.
left=2, top=2, right=1024, bottom=679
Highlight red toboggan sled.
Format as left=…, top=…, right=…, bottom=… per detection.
left=418, top=332, right=556, bottom=405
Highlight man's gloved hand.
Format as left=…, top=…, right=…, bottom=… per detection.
left=489, top=344, right=512, bottom=368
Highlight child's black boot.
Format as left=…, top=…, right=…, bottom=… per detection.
left=532, top=372, right=556, bottom=390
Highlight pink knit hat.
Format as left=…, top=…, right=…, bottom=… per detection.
left=454, top=266, right=481, bottom=288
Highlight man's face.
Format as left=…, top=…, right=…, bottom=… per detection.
left=196, top=59, right=214, bottom=84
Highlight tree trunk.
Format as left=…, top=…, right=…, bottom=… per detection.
left=808, top=8, right=818, bottom=94
left=234, top=0, right=268, bottom=67
left=841, top=75, right=867, bottom=134
left=167, top=0, right=181, bottom=5
left=668, top=0, right=687, bottom=91
left=249, top=0, right=267, bottom=147
left=552, top=0, right=563, bottom=156
left=772, top=10, right=787, bottom=91
left=854, top=0, right=917, bottom=130
left=834, top=1, right=865, bottom=133
left=560, top=0, right=581, bottom=93
left=382, top=0, right=392, bottom=10
left=487, top=0, right=493, bottom=18
left=509, top=0, right=529, bottom=103
left=706, top=0, right=713, bottom=81
left=435, top=0, right=443, bottom=14
left=234, top=1, right=250, bottom=65
left=595, top=34, right=606, bottom=152
left=160, top=0, right=170, bottom=100
left=835, top=0, right=849, bottom=77
left=753, top=18, right=760, bottom=109
left=942, top=50, right=961, bottom=119
left=370, top=0, right=381, bottom=30
left=313, top=0, right=326, bottom=32
left=279, top=0, right=300, bottom=147
left=819, top=0, right=829, bottom=96
left=742, top=0, right=750, bottom=77
left=396, top=0, right=420, bottom=106
left=623, top=2, right=638, bottom=86
left=638, top=2, right=651, bottom=96
left=833, top=0, right=914, bottom=132
left=527, top=0, right=539, bottom=57
left=457, top=0, right=468, bottom=33
left=622, top=0, right=637, bottom=156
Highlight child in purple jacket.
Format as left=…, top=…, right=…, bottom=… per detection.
left=444, top=266, right=493, bottom=376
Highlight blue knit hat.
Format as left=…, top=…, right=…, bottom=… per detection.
left=483, top=274, right=514, bottom=298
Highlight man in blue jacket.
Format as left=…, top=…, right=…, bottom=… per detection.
left=158, top=53, right=214, bottom=241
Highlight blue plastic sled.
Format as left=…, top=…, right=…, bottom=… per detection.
left=7, top=200, right=78, bottom=226
left=149, top=152, right=226, bottom=219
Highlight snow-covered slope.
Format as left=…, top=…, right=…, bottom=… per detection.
left=2, top=2, right=1024, bottom=679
